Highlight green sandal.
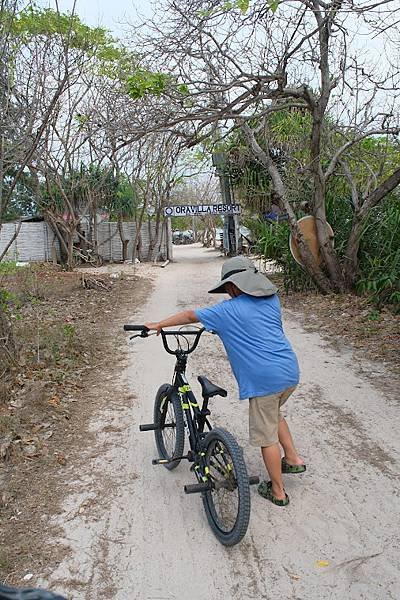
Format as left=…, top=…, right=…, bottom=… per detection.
left=257, top=480, right=289, bottom=506
left=281, top=457, right=306, bottom=474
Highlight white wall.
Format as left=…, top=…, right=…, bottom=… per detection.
left=0, top=220, right=169, bottom=263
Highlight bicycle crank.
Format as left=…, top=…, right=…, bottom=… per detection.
left=152, top=454, right=191, bottom=465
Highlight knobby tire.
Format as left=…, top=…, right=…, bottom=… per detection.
left=154, top=384, right=185, bottom=470
left=202, top=427, right=251, bottom=546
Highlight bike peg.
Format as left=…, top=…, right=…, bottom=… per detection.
left=139, top=423, right=159, bottom=431
left=184, top=482, right=212, bottom=494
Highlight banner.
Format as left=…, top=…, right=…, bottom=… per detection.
left=164, top=204, right=241, bottom=217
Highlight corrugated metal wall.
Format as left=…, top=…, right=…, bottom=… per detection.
left=0, top=220, right=169, bottom=263
left=0, top=222, right=60, bottom=262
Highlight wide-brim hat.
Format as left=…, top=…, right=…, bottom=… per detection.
left=208, top=256, right=278, bottom=297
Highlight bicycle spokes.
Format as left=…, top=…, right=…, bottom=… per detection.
left=160, top=402, right=177, bottom=456
left=205, top=439, right=240, bottom=532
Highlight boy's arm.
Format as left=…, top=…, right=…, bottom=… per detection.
left=145, top=310, right=199, bottom=335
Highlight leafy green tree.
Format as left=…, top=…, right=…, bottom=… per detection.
left=132, top=0, right=400, bottom=295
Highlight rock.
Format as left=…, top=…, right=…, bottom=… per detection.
left=23, top=444, right=38, bottom=457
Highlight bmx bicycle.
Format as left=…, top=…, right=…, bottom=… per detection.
left=124, top=324, right=259, bottom=546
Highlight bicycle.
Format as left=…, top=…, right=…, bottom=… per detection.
left=124, top=324, right=259, bottom=546
left=72, top=246, right=103, bottom=268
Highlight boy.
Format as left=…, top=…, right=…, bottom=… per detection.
left=145, top=256, right=305, bottom=506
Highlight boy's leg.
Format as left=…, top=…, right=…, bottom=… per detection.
left=278, top=418, right=304, bottom=466
left=261, top=444, right=286, bottom=500
left=249, top=393, right=287, bottom=501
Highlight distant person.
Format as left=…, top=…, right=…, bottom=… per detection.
left=145, top=256, right=306, bottom=506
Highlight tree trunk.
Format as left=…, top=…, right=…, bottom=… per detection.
left=343, top=214, right=364, bottom=286
left=67, top=231, right=75, bottom=270
left=117, top=216, right=129, bottom=262
left=0, top=219, right=23, bottom=262
left=310, top=115, right=345, bottom=292
left=242, top=123, right=333, bottom=293
left=132, top=199, right=147, bottom=263
left=314, top=201, right=346, bottom=292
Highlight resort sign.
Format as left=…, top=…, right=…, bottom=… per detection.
left=164, top=204, right=241, bottom=217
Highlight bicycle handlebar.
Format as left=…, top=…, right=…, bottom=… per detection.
left=123, top=324, right=149, bottom=333
left=123, top=324, right=206, bottom=355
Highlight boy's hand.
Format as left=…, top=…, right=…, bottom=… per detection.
left=145, top=322, right=162, bottom=335
left=144, top=311, right=198, bottom=335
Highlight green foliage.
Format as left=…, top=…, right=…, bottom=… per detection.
left=62, top=323, right=76, bottom=345
left=237, top=0, right=250, bottom=13
left=177, top=83, right=190, bottom=96
left=10, top=6, right=135, bottom=82
left=126, top=70, right=170, bottom=99
left=268, top=0, right=281, bottom=12
left=40, top=163, right=118, bottom=217
left=246, top=194, right=400, bottom=307
left=198, top=1, right=252, bottom=21
left=249, top=219, right=316, bottom=294
left=226, top=108, right=399, bottom=306
left=367, top=309, right=380, bottom=321
left=171, top=216, right=191, bottom=231
left=356, top=196, right=400, bottom=310
left=108, top=176, right=141, bottom=220
left=0, top=288, right=22, bottom=320
left=0, top=261, right=19, bottom=276
left=13, top=6, right=116, bottom=54
left=0, top=288, right=16, bottom=311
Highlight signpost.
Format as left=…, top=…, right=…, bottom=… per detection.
left=164, top=153, right=241, bottom=257
left=212, top=152, right=241, bottom=256
left=163, top=204, right=241, bottom=218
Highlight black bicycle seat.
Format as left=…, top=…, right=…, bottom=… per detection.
left=197, top=376, right=227, bottom=398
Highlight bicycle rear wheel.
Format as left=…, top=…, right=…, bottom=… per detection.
left=202, top=427, right=250, bottom=546
left=154, top=384, right=185, bottom=470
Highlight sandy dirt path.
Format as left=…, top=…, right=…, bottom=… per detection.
left=48, top=244, right=399, bottom=600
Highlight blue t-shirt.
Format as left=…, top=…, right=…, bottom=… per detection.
left=195, top=294, right=299, bottom=400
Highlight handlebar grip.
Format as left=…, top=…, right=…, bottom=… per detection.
left=123, top=325, right=149, bottom=332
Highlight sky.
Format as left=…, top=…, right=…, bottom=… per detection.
left=40, top=0, right=154, bottom=36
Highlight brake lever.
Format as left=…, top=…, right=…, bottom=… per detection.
left=129, top=332, right=156, bottom=341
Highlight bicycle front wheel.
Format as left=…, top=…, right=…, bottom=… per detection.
left=202, top=427, right=251, bottom=546
left=154, top=384, right=185, bottom=470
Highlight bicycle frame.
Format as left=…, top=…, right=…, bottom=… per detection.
left=160, top=329, right=213, bottom=481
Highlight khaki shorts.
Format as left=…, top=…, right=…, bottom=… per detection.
left=249, top=386, right=297, bottom=447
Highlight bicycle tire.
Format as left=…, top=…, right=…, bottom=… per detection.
left=201, top=427, right=251, bottom=546
left=154, top=384, right=185, bottom=470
